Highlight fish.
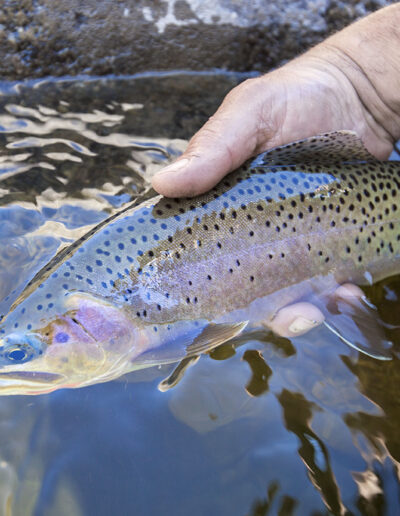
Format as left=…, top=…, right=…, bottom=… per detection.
left=0, top=130, right=398, bottom=395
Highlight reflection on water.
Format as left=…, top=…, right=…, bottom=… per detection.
left=0, top=72, right=399, bottom=515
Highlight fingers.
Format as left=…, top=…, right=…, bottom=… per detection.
left=267, top=283, right=364, bottom=338
left=331, top=283, right=364, bottom=302
left=152, top=78, right=269, bottom=197
left=267, top=302, right=325, bottom=338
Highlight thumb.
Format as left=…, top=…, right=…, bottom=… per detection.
left=152, top=79, right=266, bottom=197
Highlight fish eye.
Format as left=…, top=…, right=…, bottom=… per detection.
left=5, top=347, right=30, bottom=362
left=1, top=333, right=42, bottom=365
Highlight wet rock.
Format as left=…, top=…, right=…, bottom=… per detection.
left=0, top=0, right=391, bottom=79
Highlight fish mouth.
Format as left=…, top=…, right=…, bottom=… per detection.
left=0, top=371, right=65, bottom=395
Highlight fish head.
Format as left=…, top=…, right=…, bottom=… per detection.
left=0, top=293, right=150, bottom=395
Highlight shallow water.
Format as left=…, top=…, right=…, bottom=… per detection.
left=0, top=72, right=400, bottom=515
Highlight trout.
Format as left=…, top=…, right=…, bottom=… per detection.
left=0, top=131, right=398, bottom=395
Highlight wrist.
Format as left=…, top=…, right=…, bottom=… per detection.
left=307, top=5, right=400, bottom=144
left=313, top=43, right=400, bottom=143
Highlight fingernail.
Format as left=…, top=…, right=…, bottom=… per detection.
left=154, top=158, right=190, bottom=176
left=288, top=317, right=318, bottom=334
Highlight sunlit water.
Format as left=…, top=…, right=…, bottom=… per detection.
left=0, top=72, right=400, bottom=515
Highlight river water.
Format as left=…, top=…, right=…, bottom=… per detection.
left=0, top=72, right=399, bottom=515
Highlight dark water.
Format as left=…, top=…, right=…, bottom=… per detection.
left=0, top=72, right=400, bottom=516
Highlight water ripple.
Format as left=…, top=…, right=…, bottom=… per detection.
left=1, top=73, right=397, bottom=516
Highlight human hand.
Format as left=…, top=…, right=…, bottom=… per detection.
left=152, top=54, right=393, bottom=198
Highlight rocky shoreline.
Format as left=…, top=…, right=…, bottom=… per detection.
left=0, top=0, right=390, bottom=80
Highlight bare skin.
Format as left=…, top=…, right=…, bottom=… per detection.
left=152, top=5, right=400, bottom=338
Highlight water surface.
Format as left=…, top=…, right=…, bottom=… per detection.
left=0, top=72, right=399, bottom=516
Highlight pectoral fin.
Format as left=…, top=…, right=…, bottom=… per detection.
left=158, top=356, right=200, bottom=392
left=185, top=321, right=248, bottom=355
left=323, top=296, right=392, bottom=360
left=158, top=321, right=248, bottom=391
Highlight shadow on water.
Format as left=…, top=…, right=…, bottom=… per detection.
left=0, top=72, right=399, bottom=515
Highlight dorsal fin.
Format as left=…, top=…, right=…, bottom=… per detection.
left=251, top=131, right=378, bottom=167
